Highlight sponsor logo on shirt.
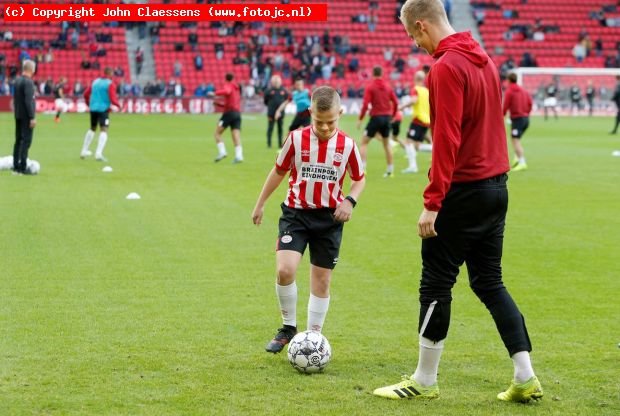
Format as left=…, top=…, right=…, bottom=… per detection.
left=300, top=164, right=338, bottom=182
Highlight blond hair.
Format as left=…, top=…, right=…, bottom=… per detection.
left=311, top=86, right=341, bottom=112
left=400, top=0, right=449, bottom=28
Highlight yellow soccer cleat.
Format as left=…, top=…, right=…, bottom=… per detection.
left=511, top=156, right=519, bottom=168
left=497, top=376, right=543, bottom=403
left=373, top=375, right=439, bottom=400
left=512, top=163, right=528, bottom=172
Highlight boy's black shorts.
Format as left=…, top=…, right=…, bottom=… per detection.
left=219, top=111, right=242, bottom=130
left=277, top=203, right=344, bottom=270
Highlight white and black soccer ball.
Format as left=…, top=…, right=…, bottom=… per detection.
left=27, top=159, right=40, bottom=175
left=287, top=330, right=332, bottom=374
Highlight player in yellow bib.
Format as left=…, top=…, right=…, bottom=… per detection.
left=399, top=71, right=432, bottom=173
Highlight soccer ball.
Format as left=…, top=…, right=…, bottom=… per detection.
left=27, top=159, right=40, bottom=175
left=287, top=330, right=332, bottom=373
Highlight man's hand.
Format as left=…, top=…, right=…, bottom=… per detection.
left=356, top=120, right=362, bottom=130
left=275, top=110, right=281, bottom=120
left=207, top=91, right=215, bottom=97
left=418, top=208, right=438, bottom=239
left=29, top=119, right=36, bottom=129
left=252, top=204, right=264, bottom=226
left=334, top=199, right=353, bottom=222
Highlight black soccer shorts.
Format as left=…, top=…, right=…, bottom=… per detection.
left=391, top=120, right=401, bottom=137
left=510, top=117, right=530, bottom=139
left=365, top=115, right=391, bottom=139
left=288, top=111, right=311, bottom=132
left=407, top=122, right=428, bottom=142
left=90, top=111, right=110, bottom=130
left=219, top=111, right=242, bottom=130
left=276, top=204, right=344, bottom=270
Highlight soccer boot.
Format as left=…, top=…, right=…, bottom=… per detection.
left=214, top=153, right=227, bottom=162
left=497, top=376, right=543, bottom=403
left=80, top=150, right=93, bottom=159
left=511, top=156, right=519, bottom=168
left=373, top=375, right=439, bottom=400
left=383, top=171, right=394, bottom=178
left=265, top=325, right=297, bottom=354
left=401, top=166, right=419, bottom=174
left=233, top=157, right=243, bottom=164
left=95, top=155, right=108, bottom=162
left=512, top=163, right=527, bottom=172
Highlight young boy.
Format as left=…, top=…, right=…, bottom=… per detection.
left=252, top=86, right=366, bottom=353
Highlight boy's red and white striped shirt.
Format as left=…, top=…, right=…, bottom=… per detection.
left=275, top=126, right=364, bottom=209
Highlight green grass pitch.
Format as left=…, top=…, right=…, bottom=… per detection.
left=1, top=112, right=619, bottom=415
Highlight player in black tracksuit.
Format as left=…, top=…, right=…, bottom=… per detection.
left=264, top=75, right=289, bottom=148
left=13, top=60, right=37, bottom=175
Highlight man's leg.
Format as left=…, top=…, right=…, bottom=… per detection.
left=13, top=119, right=24, bottom=172
left=20, top=123, right=34, bottom=173
left=381, top=136, right=394, bottom=176
left=464, top=185, right=542, bottom=402
left=266, top=118, right=275, bottom=148
left=611, top=111, right=620, bottom=134
left=231, top=128, right=243, bottom=162
left=277, top=117, right=284, bottom=148
left=359, top=136, right=371, bottom=171
left=95, top=125, right=109, bottom=161
left=214, top=124, right=227, bottom=161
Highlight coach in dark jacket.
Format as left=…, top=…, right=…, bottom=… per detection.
left=264, top=75, right=288, bottom=148
left=13, top=60, right=37, bottom=174
left=611, top=76, right=620, bottom=135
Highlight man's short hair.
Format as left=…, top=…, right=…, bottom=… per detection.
left=508, top=73, right=518, bottom=83
left=225, top=73, right=234, bottom=81
left=294, top=78, right=304, bottom=83
left=414, top=70, right=426, bottom=82
left=400, top=0, right=449, bottom=29
left=22, top=60, right=36, bottom=73
left=104, top=67, right=113, bottom=76
left=372, top=66, right=382, bottom=77
left=311, top=86, right=340, bottom=112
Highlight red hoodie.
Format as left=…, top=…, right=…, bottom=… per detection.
left=214, top=81, right=241, bottom=112
left=503, top=82, right=533, bottom=119
left=359, top=78, right=399, bottom=120
left=424, top=32, right=510, bottom=212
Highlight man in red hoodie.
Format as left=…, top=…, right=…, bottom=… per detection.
left=503, top=72, right=533, bottom=172
left=373, top=0, right=542, bottom=404
left=357, top=66, right=399, bottom=177
left=208, top=72, right=244, bottom=163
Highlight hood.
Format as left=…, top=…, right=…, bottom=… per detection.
left=433, top=32, right=488, bottom=67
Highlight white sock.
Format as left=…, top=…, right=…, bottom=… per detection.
left=519, top=156, right=526, bottom=164
left=405, top=143, right=418, bottom=169
left=307, top=293, right=330, bottom=332
left=276, top=282, right=297, bottom=327
left=235, top=145, right=243, bottom=160
left=95, top=132, right=108, bottom=158
left=412, top=336, right=444, bottom=386
left=512, top=351, right=535, bottom=383
left=386, top=164, right=394, bottom=173
left=82, top=130, right=95, bottom=154
left=217, top=142, right=227, bottom=156
left=419, top=143, right=433, bottom=152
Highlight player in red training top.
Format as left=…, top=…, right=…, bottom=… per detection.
left=357, top=66, right=399, bottom=177
left=252, top=86, right=366, bottom=353
left=503, top=72, right=533, bottom=172
left=208, top=73, right=244, bottom=163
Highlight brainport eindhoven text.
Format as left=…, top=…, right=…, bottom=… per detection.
left=32, top=6, right=202, bottom=19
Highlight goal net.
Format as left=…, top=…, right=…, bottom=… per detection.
left=513, top=67, right=620, bottom=116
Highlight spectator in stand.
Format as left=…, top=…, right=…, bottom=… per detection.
left=45, top=48, right=54, bottom=64
left=215, top=43, right=224, bottom=60
left=114, top=67, right=124, bottom=77
left=150, top=24, right=160, bottom=44
left=595, top=38, right=603, bottom=57
left=0, top=80, right=9, bottom=95
left=394, top=55, right=406, bottom=73
left=174, top=81, right=183, bottom=97
left=347, top=84, right=357, bottom=98
left=174, top=60, right=182, bottom=78
left=383, top=47, right=393, bottom=62
left=205, top=82, right=215, bottom=95
left=135, top=47, right=143, bottom=75
left=368, top=11, right=378, bottom=32
left=194, top=54, right=203, bottom=71
left=573, top=42, right=587, bottom=63
left=520, top=52, right=537, bottom=67
left=195, top=84, right=207, bottom=97
left=71, top=29, right=79, bottom=49
left=188, top=30, right=198, bottom=51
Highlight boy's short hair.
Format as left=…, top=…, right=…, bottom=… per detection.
left=225, top=73, right=234, bottom=81
left=311, top=86, right=340, bottom=112
left=372, top=66, right=382, bottom=77
left=400, top=0, right=449, bottom=28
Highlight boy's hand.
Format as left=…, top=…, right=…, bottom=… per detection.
left=252, top=204, right=264, bottom=226
left=334, top=199, right=353, bottom=222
